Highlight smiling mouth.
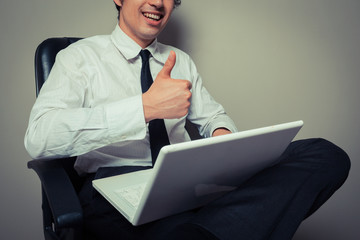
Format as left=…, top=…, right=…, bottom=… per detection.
left=143, top=12, right=163, bottom=21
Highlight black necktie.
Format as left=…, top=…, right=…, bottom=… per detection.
left=139, top=49, right=170, bottom=165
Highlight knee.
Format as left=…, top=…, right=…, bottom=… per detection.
left=305, top=138, right=351, bottom=181
left=289, top=138, right=350, bottom=178
left=318, top=138, right=350, bottom=167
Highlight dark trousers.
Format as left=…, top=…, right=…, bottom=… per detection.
left=78, top=138, right=350, bottom=240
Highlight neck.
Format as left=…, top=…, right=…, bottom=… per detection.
left=118, top=23, right=155, bottom=49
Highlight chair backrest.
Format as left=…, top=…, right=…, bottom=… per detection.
left=35, top=37, right=81, bottom=96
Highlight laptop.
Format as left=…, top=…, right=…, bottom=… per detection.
left=93, top=120, right=303, bottom=226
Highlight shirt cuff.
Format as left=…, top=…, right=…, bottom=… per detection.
left=207, top=117, right=238, bottom=138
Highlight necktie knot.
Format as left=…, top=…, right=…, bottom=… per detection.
left=140, top=49, right=151, bottom=63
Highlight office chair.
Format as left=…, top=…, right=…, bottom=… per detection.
left=28, top=37, right=202, bottom=240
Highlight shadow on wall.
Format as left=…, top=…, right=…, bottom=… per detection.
left=157, top=15, right=190, bottom=53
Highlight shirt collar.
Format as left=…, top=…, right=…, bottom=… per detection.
left=110, top=25, right=166, bottom=64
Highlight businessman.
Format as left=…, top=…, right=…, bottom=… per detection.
left=25, top=0, right=350, bottom=239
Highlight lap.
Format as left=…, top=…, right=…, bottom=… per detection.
left=78, top=138, right=350, bottom=240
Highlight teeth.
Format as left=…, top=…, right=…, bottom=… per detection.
left=143, top=13, right=161, bottom=20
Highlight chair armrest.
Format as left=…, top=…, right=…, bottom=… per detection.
left=28, top=158, right=83, bottom=229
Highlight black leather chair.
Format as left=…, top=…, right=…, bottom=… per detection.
left=28, top=37, right=202, bottom=240
left=28, top=37, right=86, bottom=240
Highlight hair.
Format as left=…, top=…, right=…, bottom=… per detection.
left=115, top=0, right=181, bottom=18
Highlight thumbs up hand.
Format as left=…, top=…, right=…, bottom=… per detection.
left=142, top=51, right=192, bottom=122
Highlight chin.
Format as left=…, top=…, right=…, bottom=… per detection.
left=140, top=31, right=161, bottom=42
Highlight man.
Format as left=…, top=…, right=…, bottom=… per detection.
left=25, top=0, right=350, bottom=239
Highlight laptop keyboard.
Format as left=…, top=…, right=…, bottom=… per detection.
left=115, top=183, right=146, bottom=208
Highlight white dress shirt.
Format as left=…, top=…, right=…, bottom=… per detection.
left=24, top=25, right=237, bottom=174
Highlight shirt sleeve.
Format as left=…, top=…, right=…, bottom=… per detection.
left=186, top=56, right=238, bottom=138
left=24, top=48, right=147, bottom=159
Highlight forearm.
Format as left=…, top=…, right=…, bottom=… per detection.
left=25, top=96, right=146, bottom=159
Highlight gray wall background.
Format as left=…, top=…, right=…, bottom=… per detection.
left=1, top=0, right=359, bottom=239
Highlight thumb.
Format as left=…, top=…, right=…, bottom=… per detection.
left=160, top=51, right=176, bottom=77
